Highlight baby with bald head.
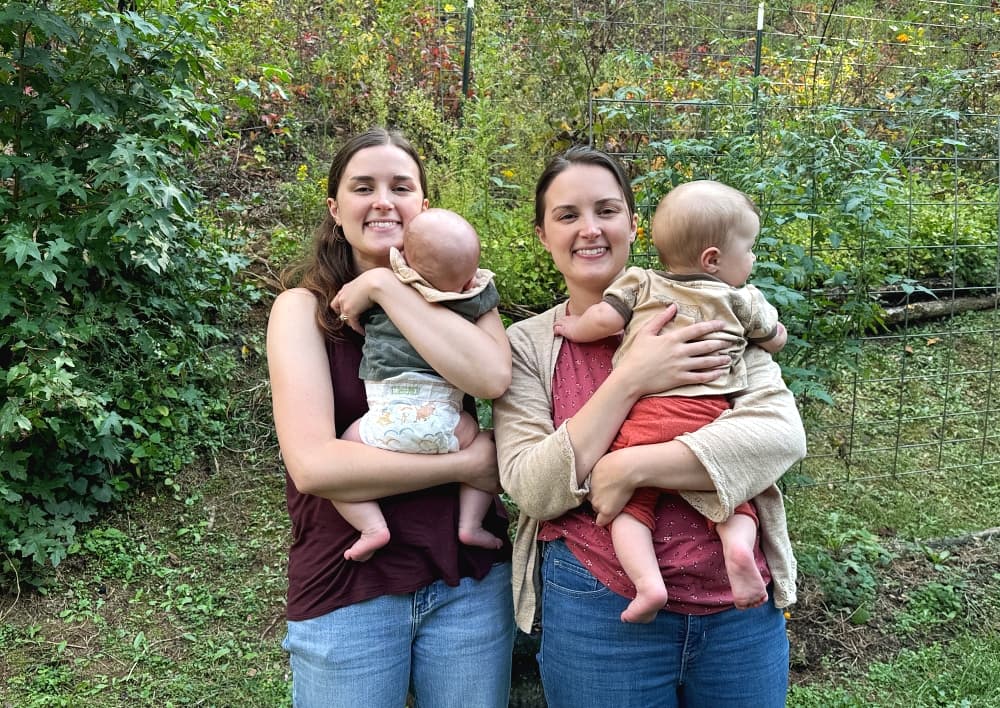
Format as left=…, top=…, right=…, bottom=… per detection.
left=336, top=208, right=505, bottom=561
left=403, top=208, right=483, bottom=294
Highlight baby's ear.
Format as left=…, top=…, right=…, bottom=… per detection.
left=700, top=246, right=721, bottom=273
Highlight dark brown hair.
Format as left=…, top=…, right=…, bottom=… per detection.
left=533, top=145, right=636, bottom=228
left=281, top=128, right=427, bottom=338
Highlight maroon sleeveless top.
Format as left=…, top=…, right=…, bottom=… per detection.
left=284, top=328, right=512, bottom=621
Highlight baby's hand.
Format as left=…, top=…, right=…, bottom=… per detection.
left=330, top=268, right=394, bottom=334
left=553, top=315, right=581, bottom=341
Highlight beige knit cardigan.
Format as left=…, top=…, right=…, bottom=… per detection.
left=493, top=302, right=806, bottom=633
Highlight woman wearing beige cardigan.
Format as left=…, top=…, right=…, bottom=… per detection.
left=493, top=146, right=805, bottom=708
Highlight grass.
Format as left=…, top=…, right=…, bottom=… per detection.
left=0, top=452, right=291, bottom=707
left=783, top=486, right=1000, bottom=707
left=2, top=310, right=999, bottom=707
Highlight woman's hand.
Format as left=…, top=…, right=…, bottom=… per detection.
left=330, top=267, right=394, bottom=334
left=614, top=304, right=731, bottom=398
left=587, top=447, right=636, bottom=526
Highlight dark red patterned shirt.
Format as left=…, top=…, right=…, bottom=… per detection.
left=537, top=336, right=770, bottom=615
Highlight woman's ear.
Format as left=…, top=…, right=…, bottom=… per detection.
left=700, top=246, right=721, bottom=273
left=327, top=197, right=340, bottom=224
left=535, top=224, right=552, bottom=252
left=629, top=213, right=638, bottom=243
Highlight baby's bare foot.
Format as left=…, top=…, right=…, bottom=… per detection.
left=725, top=544, right=768, bottom=609
left=344, top=526, right=391, bottom=562
left=458, top=525, right=504, bottom=550
left=620, top=580, right=668, bottom=624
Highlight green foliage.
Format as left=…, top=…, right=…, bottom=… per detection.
left=797, top=513, right=895, bottom=617
left=216, top=0, right=471, bottom=142
left=1, top=461, right=291, bottom=705
left=895, top=580, right=966, bottom=636
left=0, top=1, right=256, bottom=585
left=432, top=95, right=564, bottom=311
left=881, top=175, right=998, bottom=289
left=863, top=639, right=1000, bottom=707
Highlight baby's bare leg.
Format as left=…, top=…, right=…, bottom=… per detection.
left=455, top=411, right=503, bottom=549
left=458, top=485, right=503, bottom=549
left=335, top=422, right=390, bottom=561
left=454, top=410, right=478, bottom=448
left=716, top=513, right=768, bottom=609
left=612, top=513, right=668, bottom=623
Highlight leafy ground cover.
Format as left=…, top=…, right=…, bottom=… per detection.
left=2, top=309, right=998, bottom=707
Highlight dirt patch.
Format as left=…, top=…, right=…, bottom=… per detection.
left=788, top=531, right=1000, bottom=686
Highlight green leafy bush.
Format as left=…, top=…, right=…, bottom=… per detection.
left=882, top=176, right=998, bottom=289
left=0, top=1, right=254, bottom=584
left=797, top=513, right=895, bottom=618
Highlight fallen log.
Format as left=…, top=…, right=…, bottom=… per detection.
left=881, top=292, right=999, bottom=326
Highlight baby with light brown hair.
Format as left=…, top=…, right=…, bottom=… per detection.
left=337, top=208, right=506, bottom=561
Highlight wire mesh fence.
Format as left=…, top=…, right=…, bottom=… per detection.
left=475, top=1, right=1000, bottom=486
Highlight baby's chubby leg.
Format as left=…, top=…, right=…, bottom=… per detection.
left=333, top=499, right=391, bottom=562
left=612, top=513, right=668, bottom=623
left=334, top=422, right=391, bottom=561
left=455, top=412, right=504, bottom=549
left=716, top=512, right=768, bottom=609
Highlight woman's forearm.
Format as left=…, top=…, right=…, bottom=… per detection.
left=623, top=439, right=715, bottom=491
left=372, top=276, right=512, bottom=399
left=587, top=439, right=715, bottom=526
left=282, top=436, right=496, bottom=501
left=269, top=288, right=499, bottom=502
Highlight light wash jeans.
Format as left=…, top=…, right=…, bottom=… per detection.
left=539, top=539, right=789, bottom=708
left=283, top=562, right=514, bottom=708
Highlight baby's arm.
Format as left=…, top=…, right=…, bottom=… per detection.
left=554, top=301, right=626, bottom=342
left=757, top=322, right=787, bottom=354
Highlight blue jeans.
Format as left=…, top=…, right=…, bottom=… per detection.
left=539, top=540, right=789, bottom=708
left=283, top=563, right=514, bottom=708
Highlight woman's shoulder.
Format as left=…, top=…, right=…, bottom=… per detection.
left=270, top=287, right=320, bottom=317
left=506, top=302, right=564, bottom=339
left=274, top=286, right=318, bottom=304
left=266, top=288, right=325, bottom=346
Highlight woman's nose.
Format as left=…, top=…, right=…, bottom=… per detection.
left=372, top=188, right=393, bottom=209
left=579, top=215, right=601, bottom=237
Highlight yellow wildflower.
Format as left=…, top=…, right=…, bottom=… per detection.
left=896, top=33, right=910, bottom=43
